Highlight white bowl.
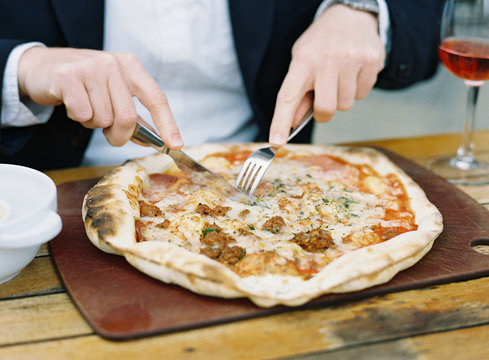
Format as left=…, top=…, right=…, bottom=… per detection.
left=0, top=164, right=62, bottom=284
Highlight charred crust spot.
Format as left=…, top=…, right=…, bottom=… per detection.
left=90, top=210, right=118, bottom=239
left=290, top=228, right=334, bottom=253
left=84, top=171, right=144, bottom=244
left=85, top=204, right=106, bottom=220
left=262, top=216, right=286, bottom=234
left=85, top=185, right=114, bottom=206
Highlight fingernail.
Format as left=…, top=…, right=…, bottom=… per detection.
left=270, top=133, right=284, bottom=146
left=171, top=134, right=183, bottom=148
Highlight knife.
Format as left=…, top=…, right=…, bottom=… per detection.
left=132, top=122, right=254, bottom=204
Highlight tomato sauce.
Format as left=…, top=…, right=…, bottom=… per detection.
left=213, top=150, right=252, bottom=164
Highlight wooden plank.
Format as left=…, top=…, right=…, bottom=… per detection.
left=343, top=129, right=489, bottom=162
left=0, top=293, right=92, bottom=346
left=406, top=324, right=489, bottom=360
left=0, top=257, right=63, bottom=299
left=458, top=184, right=489, bottom=204
left=44, top=165, right=114, bottom=185
left=291, top=323, right=489, bottom=360
left=4, top=321, right=489, bottom=360
left=37, top=244, right=49, bottom=257
left=2, top=277, right=489, bottom=358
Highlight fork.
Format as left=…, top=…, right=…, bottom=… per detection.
left=235, top=107, right=314, bottom=196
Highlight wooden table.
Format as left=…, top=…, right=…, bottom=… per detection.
left=3, top=130, right=489, bottom=359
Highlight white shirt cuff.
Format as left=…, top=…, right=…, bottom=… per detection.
left=1, top=42, right=54, bottom=128
left=314, top=0, right=391, bottom=52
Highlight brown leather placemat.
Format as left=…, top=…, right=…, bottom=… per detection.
left=50, top=148, right=489, bottom=340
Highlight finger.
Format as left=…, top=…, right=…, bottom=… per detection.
left=292, top=91, right=314, bottom=128
left=85, top=76, right=114, bottom=129
left=269, top=63, right=312, bottom=146
left=355, top=63, right=380, bottom=100
left=121, top=55, right=183, bottom=149
left=355, top=45, right=385, bottom=100
left=311, top=70, right=338, bottom=123
left=336, top=65, right=361, bottom=111
left=141, top=85, right=183, bottom=149
left=60, top=77, right=93, bottom=125
left=104, top=73, right=138, bottom=146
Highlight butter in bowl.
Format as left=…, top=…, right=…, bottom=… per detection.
left=0, top=164, right=62, bottom=284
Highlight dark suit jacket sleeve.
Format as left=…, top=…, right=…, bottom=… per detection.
left=0, top=0, right=103, bottom=170
left=377, top=0, right=443, bottom=89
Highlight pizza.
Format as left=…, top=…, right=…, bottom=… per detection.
left=82, top=144, right=443, bottom=307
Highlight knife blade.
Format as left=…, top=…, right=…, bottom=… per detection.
left=132, top=122, right=255, bottom=204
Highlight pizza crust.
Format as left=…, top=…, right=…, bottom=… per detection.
left=82, top=144, right=443, bottom=307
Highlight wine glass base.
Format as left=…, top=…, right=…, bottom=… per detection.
left=426, top=155, right=489, bottom=185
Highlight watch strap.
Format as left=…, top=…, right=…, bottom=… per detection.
left=330, top=0, right=380, bottom=15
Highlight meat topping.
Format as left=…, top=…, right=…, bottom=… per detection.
left=290, top=228, right=333, bottom=253
left=200, top=222, right=245, bottom=265
left=139, top=201, right=162, bottom=217
left=195, top=203, right=231, bottom=217
left=218, top=245, right=246, bottom=265
left=239, top=209, right=250, bottom=219
left=156, top=219, right=170, bottom=229
left=201, top=222, right=231, bottom=245
left=200, top=243, right=246, bottom=265
left=135, top=220, right=145, bottom=242
left=262, top=216, right=286, bottom=234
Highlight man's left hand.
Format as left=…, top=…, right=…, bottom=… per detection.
left=269, top=4, right=385, bottom=146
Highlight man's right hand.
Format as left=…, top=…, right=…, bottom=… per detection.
left=17, top=47, right=183, bottom=149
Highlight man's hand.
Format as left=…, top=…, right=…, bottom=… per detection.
left=269, top=4, right=385, bottom=146
left=17, top=47, right=183, bottom=149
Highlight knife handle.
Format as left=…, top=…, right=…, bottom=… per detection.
left=132, top=122, right=170, bottom=154
left=288, top=107, right=313, bottom=142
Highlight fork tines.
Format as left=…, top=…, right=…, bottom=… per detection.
left=235, top=147, right=276, bottom=196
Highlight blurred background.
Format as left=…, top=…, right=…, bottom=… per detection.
left=312, top=66, right=489, bottom=144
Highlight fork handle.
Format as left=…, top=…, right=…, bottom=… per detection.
left=132, top=122, right=170, bottom=154
left=288, top=107, right=314, bottom=141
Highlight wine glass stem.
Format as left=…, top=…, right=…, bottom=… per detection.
left=455, top=84, right=480, bottom=165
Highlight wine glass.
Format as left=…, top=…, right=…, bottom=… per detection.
left=427, top=0, right=489, bottom=184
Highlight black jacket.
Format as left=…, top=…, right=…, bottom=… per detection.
left=0, top=0, right=443, bottom=170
